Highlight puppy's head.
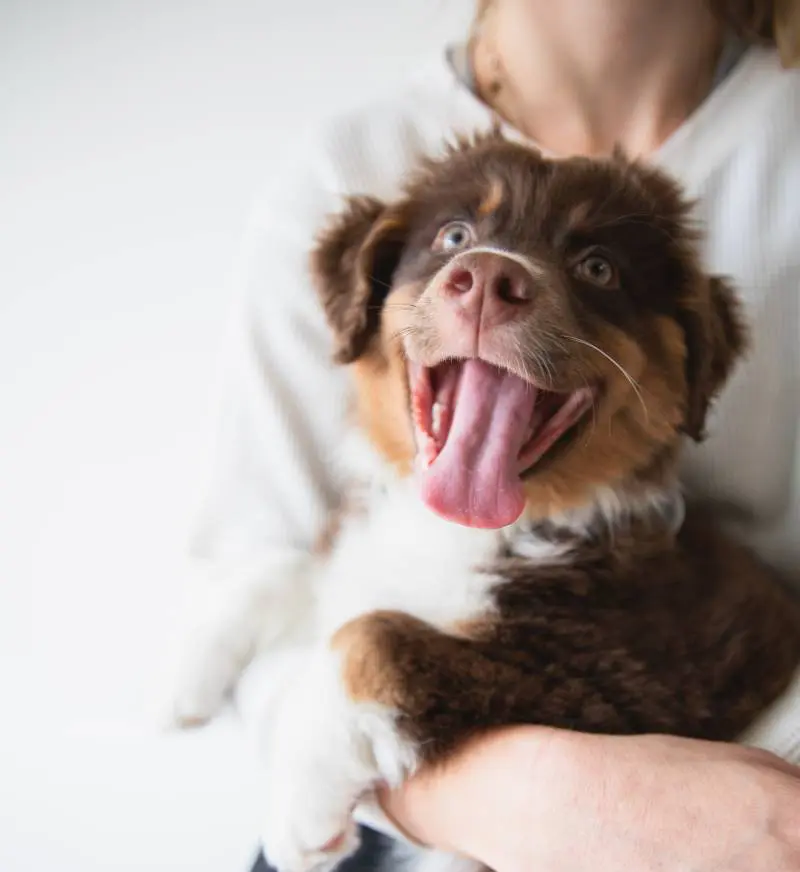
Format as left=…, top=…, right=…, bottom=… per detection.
left=312, top=133, right=747, bottom=529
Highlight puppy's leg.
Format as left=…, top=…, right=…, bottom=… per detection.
left=260, top=642, right=418, bottom=872
left=259, top=610, right=532, bottom=872
left=170, top=552, right=314, bottom=727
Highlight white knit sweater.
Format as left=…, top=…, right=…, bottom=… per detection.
left=191, top=47, right=800, bottom=757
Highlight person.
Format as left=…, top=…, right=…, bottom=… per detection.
left=188, top=2, right=800, bottom=870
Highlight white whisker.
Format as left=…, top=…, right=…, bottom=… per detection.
left=559, top=333, right=650, bottom=423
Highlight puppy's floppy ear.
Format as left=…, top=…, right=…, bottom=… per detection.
left=679, top=275, right=749, bottom=441
left=311, top=195, right=408, bottom=364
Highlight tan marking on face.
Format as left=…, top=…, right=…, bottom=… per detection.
left=477, top=175, right=505, bottom=216
left=349, top=282, right=419, bottom=477
left=565, top=200, right=593, bottom=232
left=520, top=316, right=688, bottom=517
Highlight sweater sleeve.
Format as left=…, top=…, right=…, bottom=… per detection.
left=189, top=135, right=351, bottom=576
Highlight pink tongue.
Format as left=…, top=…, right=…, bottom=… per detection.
left=420, top=359, right=537, bottom=529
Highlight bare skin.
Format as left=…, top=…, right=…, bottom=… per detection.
left=473, top=0, right=723, bottom=157
left=381, top=728, right=800, bottom=872
left=380, top=2, right=800, bottom=870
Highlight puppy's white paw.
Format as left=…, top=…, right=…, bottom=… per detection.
left=167, top=555, right=315, bottom=729
left=261, top=804, right=361, bottom=872
left=258, top=654, right=369, bottom=872
left=167, top=635, right=242, bottom=728
left=258, top=645, right=417, bottom=872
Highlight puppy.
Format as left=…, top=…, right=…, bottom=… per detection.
left=179, top=132, right=800, bottom=872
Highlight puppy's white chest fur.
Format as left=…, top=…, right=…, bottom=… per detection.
left=314, top=480, right=505, bottom=636
left=313, top=434, right=570, bottom=638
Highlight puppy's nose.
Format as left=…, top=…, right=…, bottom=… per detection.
left=441, top=252, right=533, bottom=325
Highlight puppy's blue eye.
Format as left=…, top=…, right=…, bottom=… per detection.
left=573, top=252, right=618, bottom=288
left=434, top=221, right=474, bottom=253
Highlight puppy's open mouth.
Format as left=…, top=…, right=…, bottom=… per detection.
left=410, top=359, right=594, bottom=529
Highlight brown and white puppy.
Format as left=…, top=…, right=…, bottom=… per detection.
left=257, top=132, right=800, bottom=872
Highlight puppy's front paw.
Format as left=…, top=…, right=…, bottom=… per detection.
left=167, top=557, right=315, bottom=729
left=258, top=633, right=417, bottom=872
left=261, top=809, right=361, bottom=872
left=258, top=659, right=368, bottom=872
left=167, top=634, right=243, bottom=728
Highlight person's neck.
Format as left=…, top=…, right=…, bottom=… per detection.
left=474, top=0, right=724, bottom=158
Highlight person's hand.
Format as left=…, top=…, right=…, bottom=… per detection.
left=378, top=727, right=800, bottom=872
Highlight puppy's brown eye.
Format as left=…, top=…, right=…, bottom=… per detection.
left=574, top=253, right=618, bottom=287
left=433, top=221, right=474, bottom=253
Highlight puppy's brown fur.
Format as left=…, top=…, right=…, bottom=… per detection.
left=313, top=131, right=800, bottom=764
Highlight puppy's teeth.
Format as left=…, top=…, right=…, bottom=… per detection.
left=432, top=401, right=443, bottom=438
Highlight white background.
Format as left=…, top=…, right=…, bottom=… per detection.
left=0, top=2, right=470, bottom=869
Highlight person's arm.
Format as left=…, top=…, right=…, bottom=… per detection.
left=380, top=727, right=800, bottom=872
left=192, top=143, right=352, bottom=564
left=170, top=134, right=352, bottom=725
